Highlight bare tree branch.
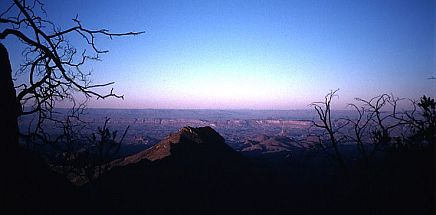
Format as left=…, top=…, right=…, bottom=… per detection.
left=310, top=89, right=348, bottom=174
left=1, top=0, right=143, bottom=140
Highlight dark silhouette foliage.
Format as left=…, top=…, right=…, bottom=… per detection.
left=312, top=90, right=434, bottom=174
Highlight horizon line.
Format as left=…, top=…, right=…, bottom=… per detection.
left=44, top=107, right=356, bottom=111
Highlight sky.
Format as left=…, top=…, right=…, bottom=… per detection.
left=2, top=0, right=435, bottom=109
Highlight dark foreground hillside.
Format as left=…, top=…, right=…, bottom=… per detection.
left=1, top=150, right=82, bottom=214
left=2, top=126, right=434, bottom=215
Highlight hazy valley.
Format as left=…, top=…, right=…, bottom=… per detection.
left=2, top=0, right=433, bottom=214
left=19, top=109, right=326, bottom=156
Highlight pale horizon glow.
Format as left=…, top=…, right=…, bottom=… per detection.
left=3, top=0, right=435, bottom=109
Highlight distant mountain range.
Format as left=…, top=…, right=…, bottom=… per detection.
left=114, top=125, right=316, bottom=164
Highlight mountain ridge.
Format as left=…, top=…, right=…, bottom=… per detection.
left=111, top=126, right=242, bottom=167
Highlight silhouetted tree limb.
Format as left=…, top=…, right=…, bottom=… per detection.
left=353, top=94, right=407, bottom=158
left=392, top=96, right=436, bottom=147
left=311, top=89, right=348, bottom=174
left=343, top=103, right=372, bottom=166
left=0, top=0, right=143, bottom=147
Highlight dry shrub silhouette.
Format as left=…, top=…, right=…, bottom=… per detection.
left=312, top=89, right=435, bottom=176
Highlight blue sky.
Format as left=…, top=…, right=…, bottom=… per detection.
left=2, top=0, right=435, bottom=109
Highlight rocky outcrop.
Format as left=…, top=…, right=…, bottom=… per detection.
left=0, top=43, right=20, bottom=154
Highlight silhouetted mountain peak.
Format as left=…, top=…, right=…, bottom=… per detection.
left=112, top=126, right=235, bottom=167
left=178, top=126, right=225, bottom=146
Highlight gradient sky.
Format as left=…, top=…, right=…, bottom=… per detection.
left=2, top=0, right=435, bottom=109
